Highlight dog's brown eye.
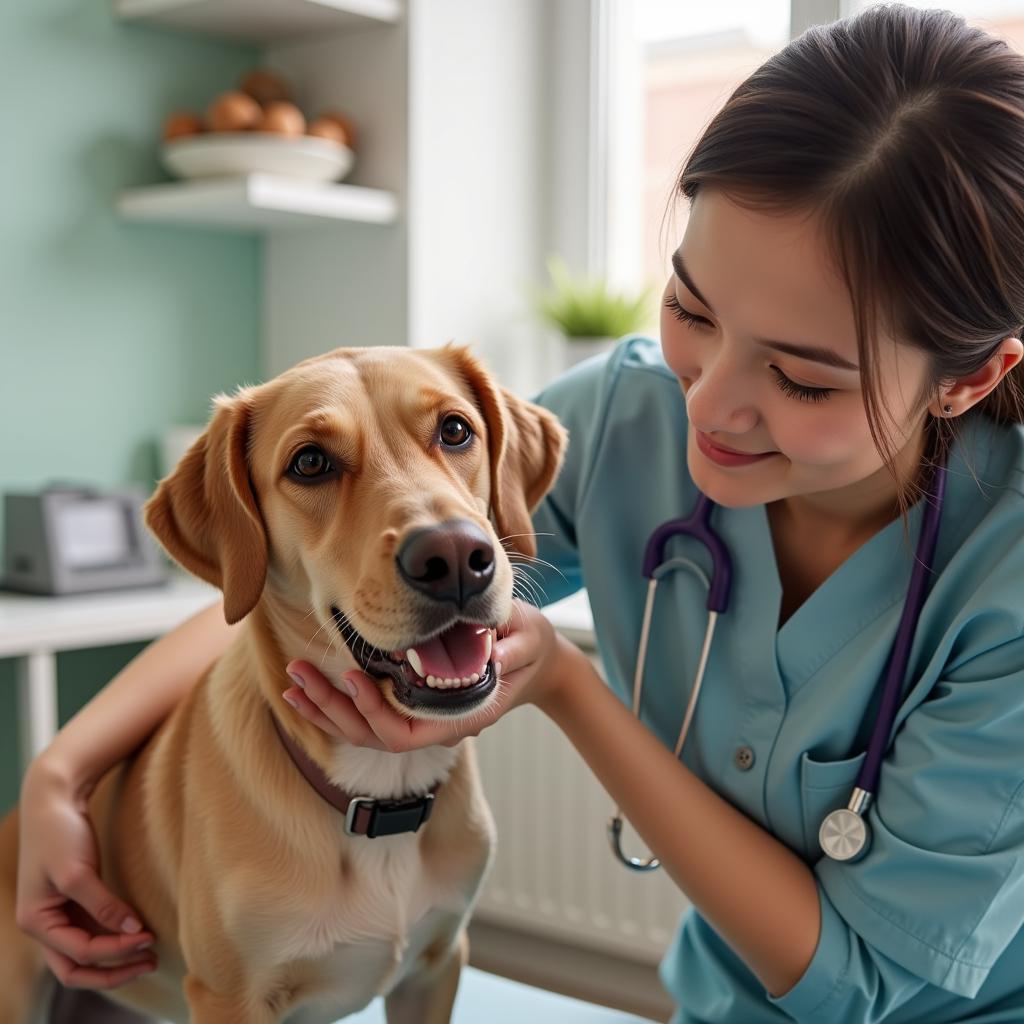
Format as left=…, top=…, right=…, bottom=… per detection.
left=289, top=446, right=333, bottom=480
left=440, top=415, right=473, bottom=448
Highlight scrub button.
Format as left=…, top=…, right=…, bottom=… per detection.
left=733, top=745, right=755, bottom=771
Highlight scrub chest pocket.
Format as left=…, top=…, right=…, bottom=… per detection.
left=799, top=751, right=868, bottom=860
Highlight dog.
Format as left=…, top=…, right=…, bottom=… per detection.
left=0, top=344, right=566, bottom=1024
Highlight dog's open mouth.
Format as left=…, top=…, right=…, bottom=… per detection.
left=330, top=606, right=498, bottom=713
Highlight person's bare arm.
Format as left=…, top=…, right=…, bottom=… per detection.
left=34, top=599, right=235, bottom=795
left=539, top=637, right=820, bottom=998
left=16, top=599, right=236, bottom=988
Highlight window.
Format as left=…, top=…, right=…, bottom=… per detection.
left=598, top=0, right=1024, bottom=298
left=634, top=1, right=791, bottom=287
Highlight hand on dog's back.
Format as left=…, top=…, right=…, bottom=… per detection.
left=12, top=767, right=157, bottom=988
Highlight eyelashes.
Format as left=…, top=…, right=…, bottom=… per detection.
left=769, top=367, right=832, bottom=404
left=664, top=292, right=710, bottom=329
left=663, top=294, right=834, bottom=404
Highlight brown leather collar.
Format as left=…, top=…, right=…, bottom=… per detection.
left=270, top=712, right=438, bottom=838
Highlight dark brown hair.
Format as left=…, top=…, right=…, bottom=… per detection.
left=678, top=3, right=1024, bottom=504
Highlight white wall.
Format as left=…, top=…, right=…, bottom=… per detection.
left=262, top=0, right=562, bottom=395
left=263, top=17, right=411, bottom=376
left=406, top=0, right=552, bottom=394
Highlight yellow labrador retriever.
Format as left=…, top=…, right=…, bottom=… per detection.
left=0, top=345, right=566, bottom=1024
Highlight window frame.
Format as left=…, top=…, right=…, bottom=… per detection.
left=558, top=0, right=848, bottom=290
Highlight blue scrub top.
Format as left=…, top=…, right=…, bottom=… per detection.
left=528, top=337, right=1024, bottom=1024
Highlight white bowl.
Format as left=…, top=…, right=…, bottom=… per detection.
left=161, top=133, right=354, bottom=184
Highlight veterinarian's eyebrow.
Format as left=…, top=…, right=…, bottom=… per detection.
left=670, top=249, right=859, bottom=372
left=671, top=251, right=715, bottom=314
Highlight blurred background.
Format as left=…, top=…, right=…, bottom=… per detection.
left=2, top=1, right=1023, bottom=1019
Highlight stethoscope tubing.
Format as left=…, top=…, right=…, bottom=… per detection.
left=610, top=461, right=947, bottom=871
left=608, top=557, right=721, bottom=871
left=857, top=465, right=947, bottom=797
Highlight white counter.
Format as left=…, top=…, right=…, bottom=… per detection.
left=1, top=576, right=595, bottom=772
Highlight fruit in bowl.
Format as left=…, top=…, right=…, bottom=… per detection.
left=159, top=68, right=358, bottom=183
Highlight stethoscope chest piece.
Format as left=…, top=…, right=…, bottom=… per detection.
left=819, top=808, right=870, bottom=862
left=819, top=785, right=874, bottom=862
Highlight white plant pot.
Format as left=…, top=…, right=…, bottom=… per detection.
left=561, top=335, right=616, bottom=369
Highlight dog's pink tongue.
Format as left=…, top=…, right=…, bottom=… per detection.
left=410, top=624, right=490, bottom=679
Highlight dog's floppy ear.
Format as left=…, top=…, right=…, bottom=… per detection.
left=446, top=347, right=567, bottom=558
left=144, top=391, right=267, bottom=624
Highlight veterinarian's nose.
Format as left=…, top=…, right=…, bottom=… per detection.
left=397, top=519, right=495, bottom=607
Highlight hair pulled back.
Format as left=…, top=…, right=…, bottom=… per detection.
left=680, top=4, right=1024, bottom=495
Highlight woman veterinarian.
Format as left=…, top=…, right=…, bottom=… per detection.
left=16, top=6, right=1024, bottom=1022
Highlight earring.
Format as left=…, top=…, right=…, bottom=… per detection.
left=942, top=404, right=954, bottom=416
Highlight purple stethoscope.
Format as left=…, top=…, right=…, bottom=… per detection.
left=607, top=460, right=947, bottom=871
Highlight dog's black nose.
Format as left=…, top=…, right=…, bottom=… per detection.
left=397, top=519, right=496, bottom=607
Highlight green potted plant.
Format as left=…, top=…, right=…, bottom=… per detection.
left=534, top=256, right=655, bottom=368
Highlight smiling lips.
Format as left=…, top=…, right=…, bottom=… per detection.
left=695, top=430, right=775, bottom=467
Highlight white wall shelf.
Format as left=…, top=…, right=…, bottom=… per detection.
left=118, top=173, right=398, bottom=231
left=114, top=0, right=401, bottom=42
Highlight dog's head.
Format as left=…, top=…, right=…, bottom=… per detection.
left=144, top=345, right=566, bottom=720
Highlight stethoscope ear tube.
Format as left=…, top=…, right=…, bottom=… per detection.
left=609, top=566, right=721, bottom=872
left=610, top=495, right=731, bottom=873
left=607, top=815, right=661, bottom=871
left=642, top=494, right=732, bottom=612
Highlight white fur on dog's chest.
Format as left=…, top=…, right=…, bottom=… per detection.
left=278, top=836, right=462, bottom=956
left=279, top=845, right=471, bottom=1024
left=271, top=745, right=477, bottom=1022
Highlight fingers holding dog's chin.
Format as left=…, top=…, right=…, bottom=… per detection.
left=282, top=661, right=384, bottom=747
left=281, top=688, right=347, bottom=740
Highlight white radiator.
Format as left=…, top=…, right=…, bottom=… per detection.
left=473, top=597, right=689, bottom=964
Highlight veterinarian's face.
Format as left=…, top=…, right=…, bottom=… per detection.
left=660, top=190, right=931, bottom=511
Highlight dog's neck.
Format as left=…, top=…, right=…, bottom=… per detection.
left=236, top=595, right=459, bottom=802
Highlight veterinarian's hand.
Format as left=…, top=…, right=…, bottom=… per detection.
left=283, top=600, right=573, bottom=752
left=15, top=757, right=157, bottom=988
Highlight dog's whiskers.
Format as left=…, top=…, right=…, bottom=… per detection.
left=511, top=565, right=548, bottom=607
left=512, top=560, right=549, bottom=595
left=512, top=577, right=542, bottom=609
left=305, top=616, right=334, bottom=651
left=497, top=531, right=555, bottom=544
left=507, top=551, right=568, bottom=586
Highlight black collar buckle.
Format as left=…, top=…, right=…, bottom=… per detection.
left=344, top=792, right=436, bottom=838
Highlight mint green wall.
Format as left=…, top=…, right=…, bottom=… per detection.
left=0, top=4, right=263, bottom=810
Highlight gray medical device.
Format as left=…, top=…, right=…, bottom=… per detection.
left=3, top=487, right=166, bottom=595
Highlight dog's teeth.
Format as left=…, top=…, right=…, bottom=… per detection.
left=421, top=672, right=483, bottom=690
left=484, top=632, right=493, bottom=662
left=407, top=649, right=425, bottom=678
